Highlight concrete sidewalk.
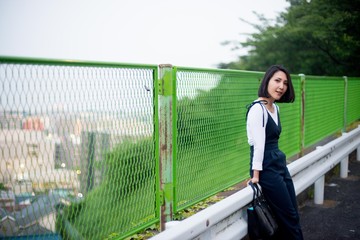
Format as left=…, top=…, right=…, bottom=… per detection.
left=299, top=152, right=360, bottom=240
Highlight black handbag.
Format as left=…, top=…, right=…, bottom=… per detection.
left=247, top=182, right=278, bottom=239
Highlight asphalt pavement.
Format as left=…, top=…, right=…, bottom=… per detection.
left=299, top=151, right=360, bottom=240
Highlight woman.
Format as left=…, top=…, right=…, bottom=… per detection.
left=246, top=65, right=303, bottom=239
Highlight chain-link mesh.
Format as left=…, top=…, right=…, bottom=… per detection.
left=277, top=74, right=302, bottom=157
left=1, top=58, right=359, bottom=239
left=0, top=60, right=158, bottom=239
left=304, top=76, right=345, bottom=147
left=174, top=68, right=264, bottom=210
left=347, top=77, right=360, bottom=125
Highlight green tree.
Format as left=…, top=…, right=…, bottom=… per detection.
left=220, top=0, right=360, bottom=76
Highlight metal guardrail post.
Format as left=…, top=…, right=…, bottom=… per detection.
left=158, top=64, right=175, bottom=231
left=314, top=175, right=325, bottom=205
left=340, top=133, right=349, bottom=178
left=313, top=145, right=325, bottom=204
left=340, top=156, right=349, bottom=178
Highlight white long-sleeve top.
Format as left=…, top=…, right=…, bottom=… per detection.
left=246, top=102, right=279, bottom=171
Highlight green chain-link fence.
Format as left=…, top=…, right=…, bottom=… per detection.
left=303, top=76, right=346, bottom=147
left=174, top=68, right=264, bottom=211
left=347, top=77, right=360, bottom=125
left=0, top=57, right=159, bottom=239
left=1, top=57, right=359, bottom=239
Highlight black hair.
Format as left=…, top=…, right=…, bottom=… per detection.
left=258, top=65, right=295, bottom=103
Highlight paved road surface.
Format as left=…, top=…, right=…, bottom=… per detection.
left=299, top=152, right=360, bottom=240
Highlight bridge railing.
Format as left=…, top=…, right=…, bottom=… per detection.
left=150, top=125, right=360, bottom=240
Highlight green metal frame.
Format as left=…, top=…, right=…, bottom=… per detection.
left=0, top=55, right=157, bottom=69
left=1, top=56, right=359, bottom=239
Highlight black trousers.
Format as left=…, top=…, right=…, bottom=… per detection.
left=259, top=148, right=304, bottom=240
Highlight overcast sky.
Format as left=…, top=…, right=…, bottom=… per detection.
left=0, top=0, right=289, bottom=68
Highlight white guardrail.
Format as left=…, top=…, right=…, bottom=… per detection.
left=150, top=125, right=360, bottom=240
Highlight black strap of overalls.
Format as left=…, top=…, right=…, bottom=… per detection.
left=246, top=100, right=267, bottom=127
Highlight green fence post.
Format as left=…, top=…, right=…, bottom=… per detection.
left=343, top=76, right=348, bottom=132
left=299, top=74, right=306, bottom=157
left=158, top=64, right=174, bottom=231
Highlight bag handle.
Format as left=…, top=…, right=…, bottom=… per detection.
left=249, top=182, right=262, bottom=206
left=249, top=182, right=269, bottom=205
left=249, top=182, right=256, bottom=206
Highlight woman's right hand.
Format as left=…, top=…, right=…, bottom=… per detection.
left=250, top=170, right=260, bottom=184
left=250, top=177, right=259, bottom=184
left=247, top=176, right=259, bottom=186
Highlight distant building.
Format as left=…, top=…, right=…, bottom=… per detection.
left=22, top=116, right=50, bottom=131
left=0, top=111, right=23, bottom=130
left=0, top=129, right=78, bottom=194
left=0, top=190, right=15, bottom=212
left=0, top=192, right=67, bottom=238
left=0, top=208, right=17, bottom=237
left=15, top=193, right=62, bottom=234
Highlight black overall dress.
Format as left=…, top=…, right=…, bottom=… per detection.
left=249, top=103, right=304, bottom=240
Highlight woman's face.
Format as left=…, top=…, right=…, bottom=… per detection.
left=267, top=70, right=288, bottom=101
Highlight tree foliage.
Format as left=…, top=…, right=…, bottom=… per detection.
left=219, top=0, right=360, bottom=76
